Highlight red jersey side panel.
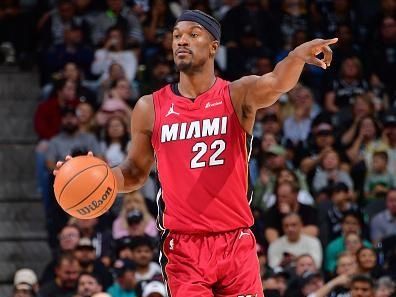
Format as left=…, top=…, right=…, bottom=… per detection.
left=152, top=78, right=254, bottom=232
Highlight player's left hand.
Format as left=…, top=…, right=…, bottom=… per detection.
left=291, top=38, right=338, bottom=69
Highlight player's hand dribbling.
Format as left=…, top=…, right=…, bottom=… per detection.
left=53, top=151, right=93, bottom=176
left=290, top=38, right=338, bottom=69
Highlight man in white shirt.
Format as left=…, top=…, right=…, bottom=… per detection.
left=268, top=213, right=322, bottom=268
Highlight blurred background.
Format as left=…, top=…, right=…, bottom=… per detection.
left=1, top=0, right=396, bottom=297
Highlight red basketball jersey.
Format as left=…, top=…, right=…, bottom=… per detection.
left=151, top=78, right=254, bottom=233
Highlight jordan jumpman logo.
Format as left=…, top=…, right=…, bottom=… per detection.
left=166, top=103, right=180, bottom=117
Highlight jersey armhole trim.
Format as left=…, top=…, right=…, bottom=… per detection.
left=151, top=92, right=161, bottom=149
left=226, top=82, right=253, bottom=138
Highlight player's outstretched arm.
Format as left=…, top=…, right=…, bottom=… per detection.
left=230, top=38, right=338, bottom=112
left=112, top=95, right=155, bottom=193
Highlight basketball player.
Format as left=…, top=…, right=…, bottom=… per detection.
left=56, top=10, right=337, bottom=297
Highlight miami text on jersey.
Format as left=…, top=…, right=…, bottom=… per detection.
left=161, top=116, right=228, bottom=143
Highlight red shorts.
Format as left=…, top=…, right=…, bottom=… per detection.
left=159, top=228, right=264, bottom=297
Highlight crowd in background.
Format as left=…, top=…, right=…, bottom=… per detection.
left=2, top=0, right=396, bottom=297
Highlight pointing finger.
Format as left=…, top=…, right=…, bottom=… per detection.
left=324, top=38, right=338, bottom=45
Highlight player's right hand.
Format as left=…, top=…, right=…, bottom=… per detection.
left=53, top=151, right=93, bottom=176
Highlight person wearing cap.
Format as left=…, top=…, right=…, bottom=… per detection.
left=142, top=281, right=166, bottom=297
left=300, top=120, right=338, bottom=175
left=299, top=271, right=325, bottom=297
left=13, top=268, right=39, bottom=297
left=73, top=237, right=113, bottom=290
left=107, top=258, right=139, bottom=297
left=56, top=7, right=338, bottom=296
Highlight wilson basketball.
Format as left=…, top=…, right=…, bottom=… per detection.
left=54, top=155, right=118, bottom=219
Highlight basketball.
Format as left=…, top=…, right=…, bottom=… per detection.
left=53, top=155, right=118, bottom=219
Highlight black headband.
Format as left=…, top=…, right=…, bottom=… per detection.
left=176, top=10, right=221, bottom=41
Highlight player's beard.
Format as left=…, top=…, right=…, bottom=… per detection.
left=175, top=59, right=193, bottom=72
left=175, top=55, right=206, bottom=74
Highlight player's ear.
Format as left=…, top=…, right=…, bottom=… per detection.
left=210, top=40, right=219, bottom=56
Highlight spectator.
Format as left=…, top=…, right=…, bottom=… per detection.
left=98, top=62, right=127, bottom=102
left=41, top=224, right=81, bottom=284
left=96, top=79, right=132, bottom=128
left=225, top=25, right=271, bottom=80
left=346, top=116, right=386, bottom=193
left=76, top=101, right=98, bottom=135
left=300, top=120, right=339, bottom=176
left=112, top=191, right=157, bottom=239
left=75, top=272, right=104, bottom=297
left=41, top=63, right=96, bottom=105
left=283, top=85, right=321, bottom=146
left=279, top=0, right=309, bottom=51
left=34, top=79, right=80, bottom=141
left=221, top=0, right=281, bottom=53
left=381, top=113, right=396, bottom=176
left=45, top=106, right=103, bottom=171
left=345, top=232, right=364, bottom=256
left=364, top=151, right=396, bottom=200
left=91, top=26, right=138, bottom=84
left=141, top=281, right=166, bottom=297
left=356, top=247, right=382, bottom=279
left=374, top=276, right=395, bottom=297
left=41, top=25, right=94, bottom=84
left=370, top=188, right=396, bottom=244
left=253, top=168, right=313, bottom=214
left=369, top=17, right=396, bottom=104
left=325, top=211, right=371, bottom=273
left=142, top=0, right=175, bottom=45
left=295, top=254, right=318, bottom=276
left=312, top=149, right=354, bottom=196
left=130, top=235, right=161, bottom=282
left=40, top=225, right=81, bottom=283
left=91, top=0, right=143, bottom=46
left=263, top=267, right=290, bottom=297
left=267, top=213, right=322, bottom=269
left=13, top=268, right=39, bottom=297
left=325, top=182, right=361, bottom=242
left=100, top=116, right=130, bottom=167
left=264, top=181, right=319, bottom=243
left=71, top=218, right=113, bottom=266
left=324, top=56, right=369, bottom=114
left=107, top=258, right=139, bottom=297
left=340, top=94, right=375, bottom=148
left=73, top=238, right=113, bottom=289
left=39, top=253, right=81, bottom=297
left=298, top=271, right=325, bottom=297
left=310, top=252, right=358, bottom=297
left=37, top=0, right=87, bottom=48
left=350, top=275, right=375, bottom=297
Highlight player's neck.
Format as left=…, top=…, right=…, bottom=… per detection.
left=178, top=70, right=216, bottom=99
